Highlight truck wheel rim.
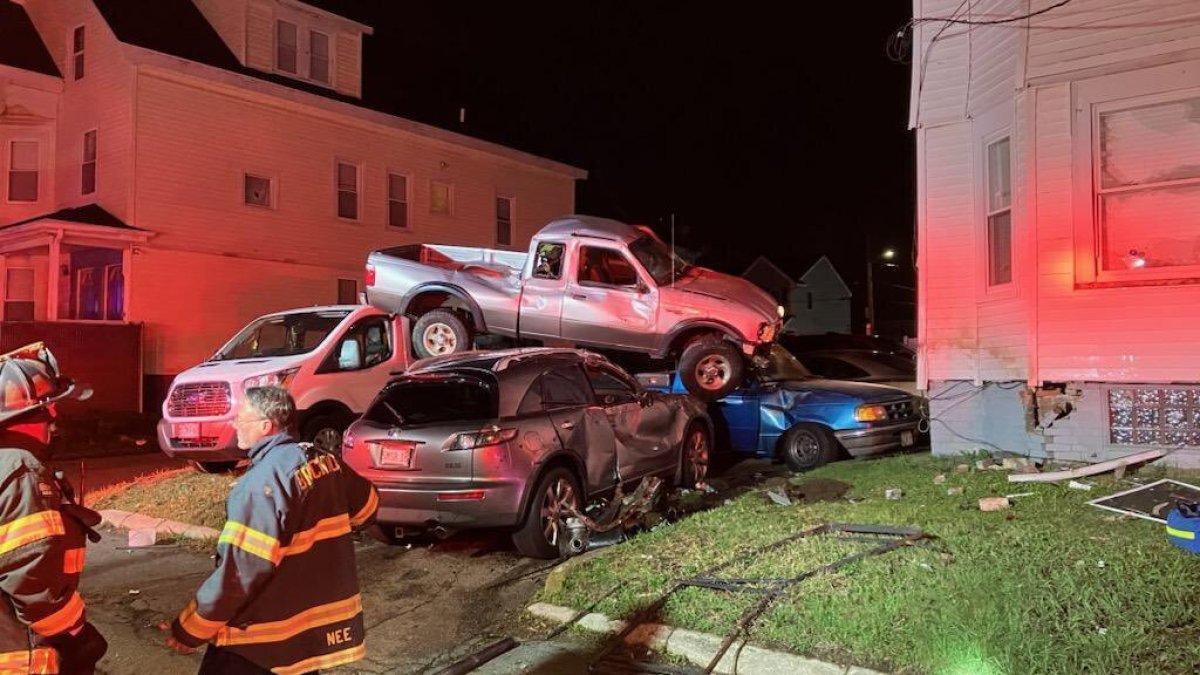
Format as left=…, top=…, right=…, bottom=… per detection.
left=687, top=429, right=709, bottom=485
left=541, top=478, right=577, bottom=546
left=422, top=323, right=458, bottom=354
left=313, top=427, right=342, bottom=452
left=695, top=354, right=731, bottom=390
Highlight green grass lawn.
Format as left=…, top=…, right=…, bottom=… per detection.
left=96, top=469, right=233, bottom=531
left=540, top=453, right=1200, bottom=675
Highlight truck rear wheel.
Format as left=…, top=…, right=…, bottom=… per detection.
left=413, top=310, right=472, bottom=359
left=678, top=337, right=744, bottom=401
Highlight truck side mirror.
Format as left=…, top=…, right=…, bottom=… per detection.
left=338, top=339, right=362, bottom=370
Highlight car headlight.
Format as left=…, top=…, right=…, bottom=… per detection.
left=243, top=367, right=300, bottom=391
left=777, top=305, right=786, bottom=318
left=854, top=404, right=889, bottom=423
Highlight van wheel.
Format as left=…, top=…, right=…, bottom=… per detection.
left=781, top=423, right=838, bottom=472
left=512, top=467, right=581, bottom=559
left=190, top=461, right=239, bottom=474
left=413, top=310, right=472, bottom=359
left=678, top=337, right=744, bottom=401
left=302, top=413, right=352, bottom=453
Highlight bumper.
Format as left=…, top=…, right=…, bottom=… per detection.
left=374, top=479, right=525, bottom=530
left=835, top=421, right=921, bottom=457
left=156, top=418, right=245, bottom=461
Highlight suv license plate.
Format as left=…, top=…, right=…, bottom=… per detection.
left=174, top=423, right=200, bottom=439
left=901, top=430, right=915, bottom=447
left=380, top=445, right=415, bottom=468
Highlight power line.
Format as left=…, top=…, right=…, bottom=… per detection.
left=916, top=0, right=1073, bottom=26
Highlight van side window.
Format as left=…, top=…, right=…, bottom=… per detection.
left=325, top=317, right=391, bottom=372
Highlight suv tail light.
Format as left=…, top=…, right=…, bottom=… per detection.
left=365, top=264, right=376, bottom=287
left=445, top=427, right=517, bottom=451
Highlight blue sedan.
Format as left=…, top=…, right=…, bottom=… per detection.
left=640, top=346, right=922, bottom=471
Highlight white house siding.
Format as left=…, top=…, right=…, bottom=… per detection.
left=245, top=0, right=275, bottom=74
left=334, top=32, right=362, bottom=99
left=132, top=247, right=359, bottom=376
left=132, top=70, right=575, bottom=273
left=193, top=0, right=249, bottom=64
left=21, top=0, right=134, bottom=219
left=0, top=75, right=58, bottom=225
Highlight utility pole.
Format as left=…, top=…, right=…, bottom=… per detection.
left=865, top=233, right=875, bottom=336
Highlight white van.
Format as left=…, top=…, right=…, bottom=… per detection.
left=157, top=305, right=409, bottom=472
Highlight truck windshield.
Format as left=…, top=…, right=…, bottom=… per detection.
left=629, top=236, right=690, bottom=286
left=212, top=310, right=351, bottom=360
left=757, top=345, right=815, bottom=383
left=364, top=375, right=498, bottom=427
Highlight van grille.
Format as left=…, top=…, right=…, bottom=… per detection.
left=168, top=382, right=232, bottom=418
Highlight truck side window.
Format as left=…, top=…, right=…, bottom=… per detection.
left=533, top=242, right=565, bottom=280
left=578, top=247, right=638, bottom=287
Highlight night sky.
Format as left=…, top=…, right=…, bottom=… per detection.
left=309, top=2, right=916, bottom=330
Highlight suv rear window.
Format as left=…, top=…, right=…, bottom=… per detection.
left=365, top=375, right=497, bottom=426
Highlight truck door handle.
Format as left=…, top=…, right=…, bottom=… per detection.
left=571, top=294, right=588, bottom=301
left=560, top=421, right=576, bottom=430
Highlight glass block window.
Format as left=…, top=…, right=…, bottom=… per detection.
left=1108, top=387, right=1200, bottom=447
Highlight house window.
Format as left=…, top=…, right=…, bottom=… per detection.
left=8, top=140, right=39, bottom=203
left=1097, top=96, right=1200, bottom=273
left=309, top=30, right=330, bottom=84
left=430, top=181, right=452, bottom=215
left=337, top=162, right=359, bottom=219
left=72, top=26, right=85, bottom=80
left=388, top=173, right=408, bottom=228
left=986, top=137, right=1012, bottom=286
left=276, top=20, right=298, bottom=74
left=3, top=268, right=35, bottom=321
left=82, top=130, right=97, bottom=195
left=496, top=196, right=513, bottom=246
left=244, top=174, right=272, bottom=207
left=337, top=278, right=358, bottom=305
left=69, top=248, right=123, bottom=321
left=1109, top=387, right=1200, bottom=447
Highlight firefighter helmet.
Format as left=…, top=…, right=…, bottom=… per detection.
left=0, top=342, right=86, bottom=424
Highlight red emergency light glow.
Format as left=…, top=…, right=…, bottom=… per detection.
left=436, top=491, right=486, bottom=502
left=365, top=264, right=376, bottom=287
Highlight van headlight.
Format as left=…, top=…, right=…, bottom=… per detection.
left=243, top=367, right=300, bottom=391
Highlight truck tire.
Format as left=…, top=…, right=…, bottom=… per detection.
left=413, top=310, right=472, bottom=359
left=302, top=412, right=354, bottom=453
left=780, top=423, right=839, bottom=472
left=512, top=466, right=581, bottom=559
left=678, top=337, right=744, bottom=401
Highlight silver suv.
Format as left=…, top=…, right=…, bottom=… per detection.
left=340, top=347, right=712, bottom=558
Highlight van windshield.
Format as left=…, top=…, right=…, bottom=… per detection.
left=212, top=310, right=350, bottom=361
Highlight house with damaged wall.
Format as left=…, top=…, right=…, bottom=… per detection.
left=911, top=0, right=1200, bottom=466
left=0, top=0, right=585, bottom=415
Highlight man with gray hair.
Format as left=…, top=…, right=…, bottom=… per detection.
left=162, top=386, right=378, bottom=675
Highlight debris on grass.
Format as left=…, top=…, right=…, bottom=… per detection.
left=955, top=464, right=970, bottom=474
left=979, top=497, right=1010, bottom=512
left=885, top=488, right=903, bottom=500
left=1008, top=448, right=1169, bottom=484
left=933, top=474, right=946, bottom=484
left=1068, top=480, right=1094, bottom=491
left=128, top=529, right=157, bottom=548
left=1087, top=478, right=1200, bottom=524
left=766, top=490, right=793, bottom=507
left=947, top=487, right=964, bottom=496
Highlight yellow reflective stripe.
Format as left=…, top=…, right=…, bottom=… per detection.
left=0, top=648, right=59, bottom=674
left=215, top=594, right=362, bottom=647
left=30, top=591, right=84, bottom=637
left=178, top=599, right=225, bottom=642
left=271, top=643, right=366, bottom=675
left=63, top=547, right=86, bottom=574
left=279, top=514, right=351, bottom=559
left=219, top=521, right=281, bottom=565
left=0, top=511, right=65, bottom=555
left=1167, top=525, right=1196, bottom=540
left=350, top=487, right=378, bottom=528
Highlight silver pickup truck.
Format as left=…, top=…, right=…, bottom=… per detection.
left=364, top=215, right=783, bottom=399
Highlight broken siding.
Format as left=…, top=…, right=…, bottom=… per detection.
left=193, top=0, right=249, bottom=64
left=1027, top=0, right=1200, bottom=82
left=132, top=71, right=574, bottom=272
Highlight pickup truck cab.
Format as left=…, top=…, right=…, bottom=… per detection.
left=365, top=215, right=783, bottom=400
left=157, top=305, right=409, bottom=472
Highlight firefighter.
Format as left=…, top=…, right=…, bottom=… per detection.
left=162, top=385, right=379, bottom=675
left=0, top=342, right=107, bottom=675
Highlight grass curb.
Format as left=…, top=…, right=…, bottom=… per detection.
left=99, top=509, right=220, bottom=540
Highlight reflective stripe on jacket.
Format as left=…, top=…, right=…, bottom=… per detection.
left=171, top=434, right=378, bottom=673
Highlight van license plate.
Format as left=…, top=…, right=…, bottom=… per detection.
left=174, top=423, right=200, bottom=439
left=900, top=430, right=915, bottom=447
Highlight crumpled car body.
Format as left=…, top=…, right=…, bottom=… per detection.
left=341, top=347, right=711, bottom=538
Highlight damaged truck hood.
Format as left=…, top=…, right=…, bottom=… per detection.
left=662, top=268, right=778, bottom=323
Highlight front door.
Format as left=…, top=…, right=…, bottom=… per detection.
left=535, top=364, right=619, bottom=495
left=517, top=240, right=567, bottom=340
left=561, top=245, right=657, bottom=350
left=584, top=363, right=676, bottom=483
left=316, top=315, right=397, bottom=412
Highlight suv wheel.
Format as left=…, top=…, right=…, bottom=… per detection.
left=512, top=467, right=581, bottom=559
left=679, top=423, right=710, bottom=489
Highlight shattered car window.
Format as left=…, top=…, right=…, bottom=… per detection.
left=629, top=236, right=689, bottom=286
left=364, top=376, right=497, bottom=426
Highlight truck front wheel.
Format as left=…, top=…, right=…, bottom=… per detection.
left=413, top=310, right=472, bottom=359
left=678, top=337, right=744, bottom=401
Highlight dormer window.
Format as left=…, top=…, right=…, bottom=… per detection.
left=275, top=17, right=334, bottom=87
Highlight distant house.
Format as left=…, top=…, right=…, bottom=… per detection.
left=0, top=0, right=586, bottom=413
left=911, top=0, right=1200, bottom=465
left=743, top=256, right=851, bottom=335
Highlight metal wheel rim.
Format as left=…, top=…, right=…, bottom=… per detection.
left=695, top=354, right=732, bottom=390
left=313, top=427, right=343, bottom=453
left=540, top=478, right=577, bottom=546
left=790, top=431, right=820, bottom=465
left=687, top=429, right=709, bottom=485
left=422, top=323, right=459, bottom=355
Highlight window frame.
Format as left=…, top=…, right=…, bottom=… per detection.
left=82, top=129, right=97, bottom=195
left=335, top=160, right=361, bottom=221
left=275, top=19, right=299, bottom=75
left=337, top=278, right=358, bottom=305
left=972, top=101, right=1017, bottom=300
left=985, top=136, right=1014, bottom=288
left=308, top=28, right=331, bottom=84
left=496, top=195, right=514, bottom=246
left=386, top=171, right=410, bottom=229
left=71, top=25, right=85, bottom=81
left=243, top=172, right=275, bottom=209
left=430, top=180, right=454, bottom=216
left=3, top=267, right=36, bottom=321
left=576, top=245, right=642, bottom=290
left=6, top=139, right=40, bottom=204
